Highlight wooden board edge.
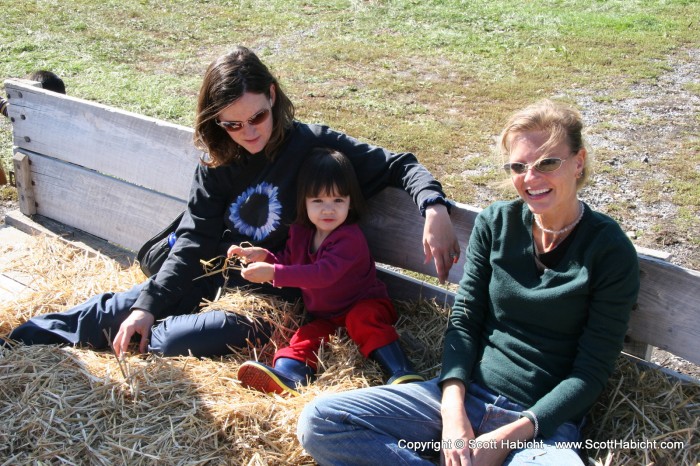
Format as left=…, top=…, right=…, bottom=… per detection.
left=622, top=353, right=700, bottom=385
left=12, top=151, right=36, bottom=215
left=4, top=210, right=136, bottom=268
left=377, top=266, right=456, bottom=307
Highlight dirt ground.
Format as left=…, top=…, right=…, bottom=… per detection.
left=576, top=49, right=700, bottom=271
left=1, top=50, right=698, bottom=379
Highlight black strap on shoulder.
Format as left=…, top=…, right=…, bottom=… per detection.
left=136, top=211, right=185, bottom=277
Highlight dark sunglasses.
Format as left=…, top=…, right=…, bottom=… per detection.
left=503, top=157, right=568, bottom=175
left=215, top=108, right=271, bottom=132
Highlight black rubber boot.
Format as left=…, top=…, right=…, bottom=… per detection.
left=238, top=357, right=315, bottom=396
left=370, top=341, right=424, bottom=384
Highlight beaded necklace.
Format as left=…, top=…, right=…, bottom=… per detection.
left=534, top=201, right=584, bottom=235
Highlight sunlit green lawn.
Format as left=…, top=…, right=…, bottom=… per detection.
left=2, top=0, right=699, bottom=213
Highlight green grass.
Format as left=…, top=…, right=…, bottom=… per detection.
left=1, top=0, right=699, bottom=207
left=0, top=185, right=17, bottom=203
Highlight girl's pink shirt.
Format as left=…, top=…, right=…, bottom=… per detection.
left=268, top=223, right=388, bottom=316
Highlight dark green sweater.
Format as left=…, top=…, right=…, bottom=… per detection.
left=439, top=200, right=640, bottom=438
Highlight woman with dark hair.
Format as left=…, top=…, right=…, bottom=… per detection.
left=7, top=46, right=459, bottom=359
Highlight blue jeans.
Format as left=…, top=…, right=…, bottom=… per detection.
left=10, top=272, right=299, bottom=357
left=297, top=378, right=584, bottom=465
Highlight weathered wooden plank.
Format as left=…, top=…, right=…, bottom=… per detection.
left=622, top=247, right=669, bottom=361
left=635, top=245, right=672, bottom=262
left=629, top=255, right=700, bottom=365
left=20, top=150, right=186, bottom=251
left=622, top=338, right=652, bottom=361
left=377, top=267, right=455, bottom=309
left=4, top=210, right=136, bottom=268
left=12, top=152, right=36, bottom=215
left=4, top=79, right=200, bottom=200
left=624, top=353, right=699, bottom=384
left=362, top=187, right=479, bottom=285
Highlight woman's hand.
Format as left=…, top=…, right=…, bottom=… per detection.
left=468, top=431, right=511, bottom=466
left=440, top=380, right=475, bottom=466
left=240, top=262, right=274, bottom=283
left=423, top=204, right=461, bottom=284
left=227, top=245, right=268, bottom=264
left=470, top=416, right=534, bottom=466
left=112, top=309, right=155, bottom=356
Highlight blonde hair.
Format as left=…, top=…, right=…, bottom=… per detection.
left=498, top=99, right=591, bottom=190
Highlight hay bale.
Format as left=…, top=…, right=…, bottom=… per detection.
left=1, top=234, right=698, bottom=465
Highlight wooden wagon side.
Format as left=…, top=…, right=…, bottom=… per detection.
left=4, top=78, right=700, bottom=372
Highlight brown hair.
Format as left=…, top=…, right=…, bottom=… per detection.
left=194, top=46, right=295, bottom=166
left=498, top=99, right=591, bottom=189
left=295, top=148, right=367, bottom=228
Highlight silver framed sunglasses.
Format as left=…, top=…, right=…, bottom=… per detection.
left=503, top=157, right=568, bottom=175
left=215, top=108, right=271, bottom=132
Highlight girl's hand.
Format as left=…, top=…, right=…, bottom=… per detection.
left=240, top=262, right=274, bottom=283
left=227, top=245, right=268, bottom=264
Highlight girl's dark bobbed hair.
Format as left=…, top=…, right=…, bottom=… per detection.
left=295, top=148, right=367, bottom=227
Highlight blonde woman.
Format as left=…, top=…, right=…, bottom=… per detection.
left=298, top=100, right=640, bottom=466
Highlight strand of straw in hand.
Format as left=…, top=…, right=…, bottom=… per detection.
left=195, top=242, right=254, bottom=300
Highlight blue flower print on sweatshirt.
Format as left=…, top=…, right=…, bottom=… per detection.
left=228, top=182, right=282, bottom=241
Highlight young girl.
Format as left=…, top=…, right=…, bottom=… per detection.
left=229, top=148, right=423, bottom=396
